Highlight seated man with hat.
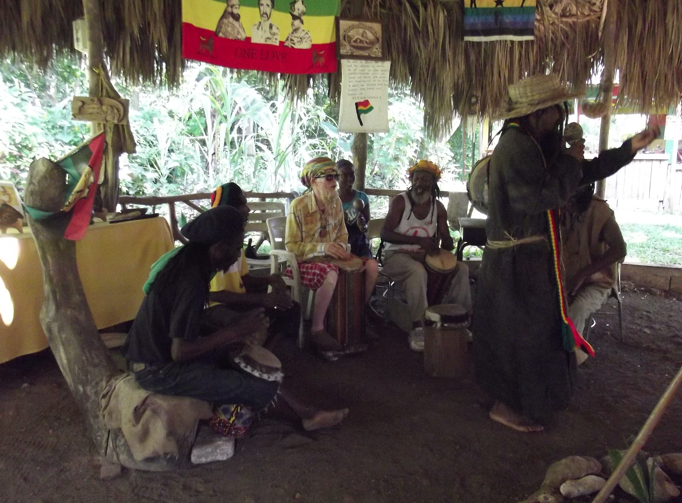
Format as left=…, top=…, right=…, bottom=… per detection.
left=208, top=182, right=301, bottom=350
left=123, top=205, right=348, bottom=432
left=380, top=160, right=472, bottom=352
left=285, top=157, right=379, bottom=360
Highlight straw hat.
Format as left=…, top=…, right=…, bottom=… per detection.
left=494, top=74, right=583, bottom=120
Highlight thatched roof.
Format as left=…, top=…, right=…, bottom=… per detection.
left=1, top=0, right=680, bottom=138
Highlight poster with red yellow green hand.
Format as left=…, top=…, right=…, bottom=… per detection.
left=182, top=0, right=340, bottom=74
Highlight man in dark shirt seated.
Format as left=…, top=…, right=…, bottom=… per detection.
left=208, top=182, right=301, bottom=350
left=123, top=205, right=348, bottom=430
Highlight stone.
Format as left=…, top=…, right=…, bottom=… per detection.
left=190, top=433, right=235, bottom=465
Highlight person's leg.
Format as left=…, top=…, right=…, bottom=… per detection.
left=443, top=263, right=472, bottom=313
left=264, top=301, right=302, bottom=351
left=277, top=386, right=349, bottom=431
left=569, top=284, right=611, bottom=336
left=381, top=253, right=428, bottom=329
left=569, top=284, right=610, bottom=365
left=363, top=258, right=379, bottom=304
left=311, top=269, right=338, bottom=332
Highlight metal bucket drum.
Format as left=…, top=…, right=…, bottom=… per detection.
left=424, top=249, right=458, bottom=306
left=327, top=257, right=366, bottom=347
left=467, top=155, right=491, bottom=215
left=423, top=304, right=469, bottom=378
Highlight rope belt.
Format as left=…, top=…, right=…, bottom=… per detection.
left=486, top=234, right=547, bottom=249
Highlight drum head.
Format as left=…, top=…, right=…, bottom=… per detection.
left=425, top=249, right=457, bottom=273
left=329, top=256, right=364, bottom=272
left=467, top=156, right=490, bottom=216
left=425, top=304, right=469, bottom=324
left=230, top=345, right=283, bottom=382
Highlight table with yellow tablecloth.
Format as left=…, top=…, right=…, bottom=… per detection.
left=0, top=217, right=174, bottom=364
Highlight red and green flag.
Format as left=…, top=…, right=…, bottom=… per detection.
left=24, top=133, right=106, bottom=241
left=182, top=0, right=341, bottom=74
left=355, top=100, right=374, bottom=126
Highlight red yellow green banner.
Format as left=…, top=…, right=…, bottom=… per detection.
left=182, top=0, right=341, bottom=74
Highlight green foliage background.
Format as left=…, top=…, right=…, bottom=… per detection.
left=2, top=56, right=681, bottom=266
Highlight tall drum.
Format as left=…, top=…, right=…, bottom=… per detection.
left=327, top=257, right=366, bottom=347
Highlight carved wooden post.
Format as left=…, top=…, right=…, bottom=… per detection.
left=81, top=0, right=136, bottom=214
left=24, top=158, right=119, bottom=454
left=25, top=159, right=187, bottom=471
left=351, top=133, right=368, bottom=191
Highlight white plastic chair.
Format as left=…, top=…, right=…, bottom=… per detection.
left=266, top=216, right=312, bottom=347
left=245, top=201, right=285, bottom=271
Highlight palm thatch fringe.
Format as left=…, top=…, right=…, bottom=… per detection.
left=0, top=0, right=680, bottom=138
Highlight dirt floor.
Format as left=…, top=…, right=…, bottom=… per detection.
left=2, top=282, right=682, bottom=503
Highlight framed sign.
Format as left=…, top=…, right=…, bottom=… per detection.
left=336, top=18, right=383, bottom=60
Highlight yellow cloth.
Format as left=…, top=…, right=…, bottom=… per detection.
left=285, top=191, right=347, bottom=260
left=0, top=217, right=174, bottom=364
left=210, top=249, right=248, bottom=295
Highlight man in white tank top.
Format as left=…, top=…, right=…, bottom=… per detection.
left=381, top=160, right=472, bottom=351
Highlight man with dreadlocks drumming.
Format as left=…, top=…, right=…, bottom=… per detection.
left=380, top=160, right=472, bottom=351
left=123, top=206, right=348, bottom=432
left=473, top=74, right=658, bottom=433
left=285, top=157, right=379, bottom=360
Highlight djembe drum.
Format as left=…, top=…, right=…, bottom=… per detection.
left=326, top=257, right=366, bottom=347
left=424, top=249, right=458, bottom=306
left=423, top=304, right=469, bottom=378
left=229, top=344, right=284, bottom=383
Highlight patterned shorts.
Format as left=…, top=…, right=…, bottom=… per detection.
left=284, top=261, right=339, bottom=290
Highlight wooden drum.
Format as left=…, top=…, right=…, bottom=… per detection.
left=424, top=249, right=458, bottom=306
left=327, top=257, right=366, bottom=347
left=423, top=304, right=469, bottom=378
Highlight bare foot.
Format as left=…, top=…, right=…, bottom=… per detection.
left=488, top=401, right=544, bottom=433
left=302, top=408, right=349, bottom=431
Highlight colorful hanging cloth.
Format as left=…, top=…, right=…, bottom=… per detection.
left=463, top=0, right=537, bottom=41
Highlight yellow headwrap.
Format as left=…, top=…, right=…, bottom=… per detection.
left=408, top=160, right=442, bottom=181
left=300, top=157, right=338, bottom=190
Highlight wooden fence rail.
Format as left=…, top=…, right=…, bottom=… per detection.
left=119, top=189, right=459, bottom=244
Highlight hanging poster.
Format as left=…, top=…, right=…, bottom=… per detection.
left=463, top=0, right=537, bottom=41
left=182, top=0, right=341, bottom=74
left=338, top=60, right=390, bottom=133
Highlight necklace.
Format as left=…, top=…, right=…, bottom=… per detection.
left=319, top=207, right=328, bottom=238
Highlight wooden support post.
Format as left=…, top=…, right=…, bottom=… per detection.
left=596, top=0, right=617, bottom=198
left=82, top=0, right=123, bottom=213
left=352, top=133, right=368, bottom=191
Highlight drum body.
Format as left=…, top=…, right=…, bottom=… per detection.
left=467, top=155, right=490, bottom=215
left=424, top=250, right=458, bottom=306
left=327, top=265, right=366, bottom=347
left=423, top=304, right=469, bottom=378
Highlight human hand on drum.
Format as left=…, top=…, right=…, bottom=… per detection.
left=418, top=236, right=439, bottom=255
left=230, top=308, right=269, bottom=344
left=325, top=242, right=352, bottom=260
left=261, top=290, right=294, bottom=310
